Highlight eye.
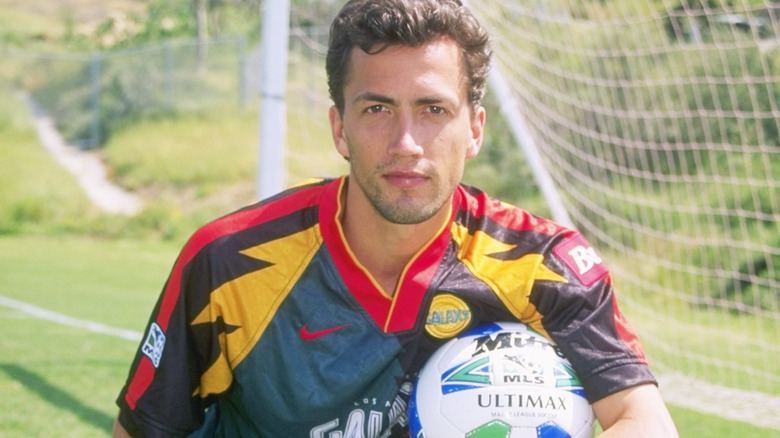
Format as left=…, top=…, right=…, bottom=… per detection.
left=365, top=104, right=386, bottom=114
left=427, top=106, right=446, bottom=115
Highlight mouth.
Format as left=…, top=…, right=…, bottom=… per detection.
left=382, top=170, right=429, bottom=188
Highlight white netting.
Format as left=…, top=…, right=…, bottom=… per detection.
left=466, top=0, right=780, bottom=427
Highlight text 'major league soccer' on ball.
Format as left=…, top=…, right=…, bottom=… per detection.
left=409, top=322, right=595, bottom=438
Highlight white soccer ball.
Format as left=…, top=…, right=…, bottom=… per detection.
left=409, top=322, right=595, bottom=438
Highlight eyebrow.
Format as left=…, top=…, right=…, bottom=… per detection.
left=353, top=92, right=396, bottom=106
left=417, top=96, right=448, bottom=106
left=352, top=92, right=452, bottom=107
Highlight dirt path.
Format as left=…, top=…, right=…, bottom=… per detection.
left=24, top=94, right=143, bottom=215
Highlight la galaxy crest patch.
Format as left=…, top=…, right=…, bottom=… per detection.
left=141, top=322, right=166, bottom=368
left=553, top=233, right=608, bottom=286
left=425, top=293, right=472, bottom=339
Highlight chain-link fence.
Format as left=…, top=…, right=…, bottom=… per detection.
left=2, top=36, right=251, bottom=148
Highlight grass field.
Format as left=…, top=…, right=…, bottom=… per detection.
left=0, top=235, right=177, bottom=437
left=2, top=235, right=779, bottom=437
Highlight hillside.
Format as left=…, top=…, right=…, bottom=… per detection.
left=0, top=0, right=145, bottom=49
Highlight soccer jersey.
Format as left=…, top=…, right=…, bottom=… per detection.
left=116, top=177, right=655, bottom=437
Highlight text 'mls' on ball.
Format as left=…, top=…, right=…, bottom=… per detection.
left=409, top=322, right=595, bottom=438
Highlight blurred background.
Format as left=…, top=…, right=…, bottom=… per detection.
left=0, top=0, right=778, bottom=436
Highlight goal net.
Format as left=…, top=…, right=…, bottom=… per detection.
left=464, top=0, right=780, bottom=428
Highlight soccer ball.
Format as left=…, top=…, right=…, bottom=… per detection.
left=409, top=322, right=595, bottom=438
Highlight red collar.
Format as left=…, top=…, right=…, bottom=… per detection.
left=318, top=177, right=458, bottom=332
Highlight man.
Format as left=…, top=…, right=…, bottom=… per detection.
left=113, top=0, right=679, bottom=436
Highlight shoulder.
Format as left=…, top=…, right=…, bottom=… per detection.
left=454, top=183, right=568, bottom=239
left=454, top=184, right=609, bottom=284
left=182, top=178, right=337, bottom=262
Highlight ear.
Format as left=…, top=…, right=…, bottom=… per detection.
left=466, top=105, right=486, bottom=159
left=329, top=106, right=350, bottom=159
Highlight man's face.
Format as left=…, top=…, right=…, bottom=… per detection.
left=329, top=37, right=485, bottom=225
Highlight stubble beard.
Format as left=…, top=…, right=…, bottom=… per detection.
left=353, top=165, right=450, bottom=225
left=368, top=188, right=445, bottom=225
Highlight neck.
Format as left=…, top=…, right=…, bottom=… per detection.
left=339, top=180, right=452, bottom=295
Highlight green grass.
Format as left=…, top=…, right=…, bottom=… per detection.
left=287, top=108, right=349, bottom=182
left=0, top=88, right=96, bottom=235
left=0, top=235, right=177, bottom=326
left=604, top=245, right=780, bottom=397
left=0, top=2, right=66, bottom=51
left=105, top=109, right=259, bottom=192
left=0, top=235, right=178, bottom=437
left=668, top=405, right=776, bottom=437
left=1, top=319, right=128, bottom=437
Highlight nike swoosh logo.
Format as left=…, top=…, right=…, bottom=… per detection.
left=299, top=324, right=350, bottom=341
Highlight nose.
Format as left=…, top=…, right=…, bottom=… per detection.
left=388, top=115, right=424, bottom=157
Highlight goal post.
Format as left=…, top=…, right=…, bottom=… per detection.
left=258, top=0, right=291, bottom=199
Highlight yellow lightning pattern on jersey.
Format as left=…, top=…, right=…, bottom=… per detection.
left=191, top=225, right=322, bottom=398
left=451, top=222, right=567, bottom=338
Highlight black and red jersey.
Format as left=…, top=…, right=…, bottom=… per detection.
left=116, top=176, right=654, bottom=437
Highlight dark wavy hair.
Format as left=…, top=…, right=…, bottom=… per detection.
left=326, top=0, right=492, bottom=114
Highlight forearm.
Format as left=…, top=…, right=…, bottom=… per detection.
left=598, top=417, right=679, bottom=438
left=112, top=418, right=132, bottom=438
left=593, top=384, right=679, bottom=438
